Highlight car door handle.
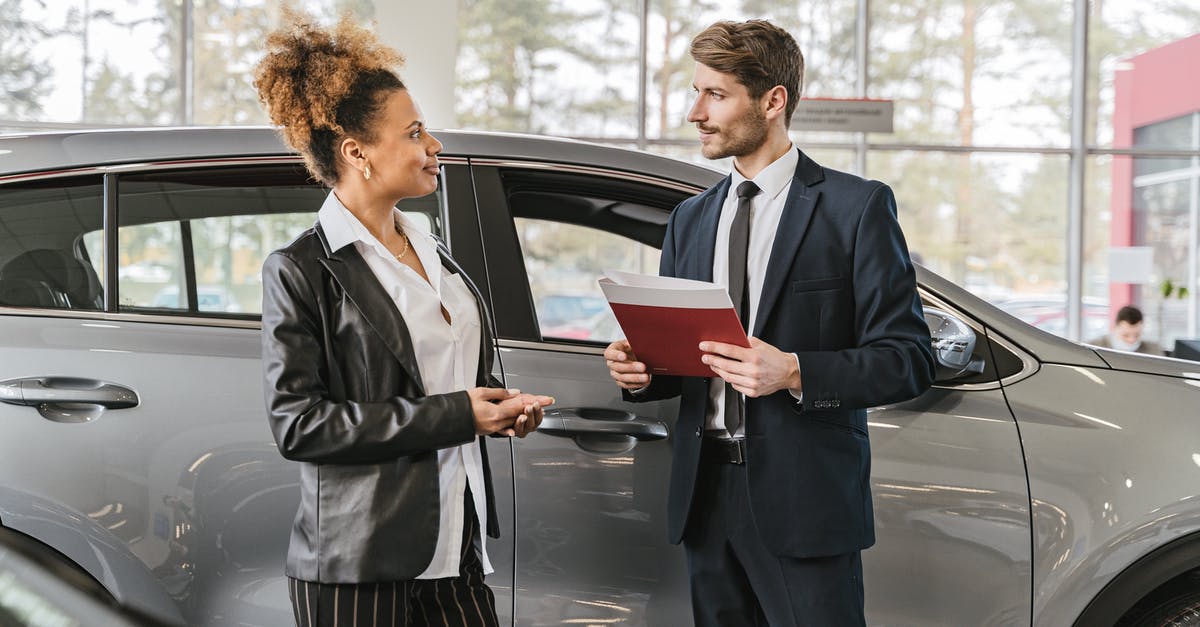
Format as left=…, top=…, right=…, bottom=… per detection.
left=539, top=408, right=669, bottom=441
left=0, top=377, right=139, bottom=423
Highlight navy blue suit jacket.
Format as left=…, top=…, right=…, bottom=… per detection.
left=627, top=149, right=935, bottom=558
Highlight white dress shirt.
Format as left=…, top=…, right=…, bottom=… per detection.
left=705, top=147, right=804, bottom=436
left=318, top=192, right=492, bottom=579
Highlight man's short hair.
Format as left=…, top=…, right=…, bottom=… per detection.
left=690, top=20, right=805, bottom=126
left=1115, top=305, right=1144, bottom=325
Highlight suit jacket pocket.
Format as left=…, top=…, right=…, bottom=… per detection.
left=792, top=276, right=845, bottom=293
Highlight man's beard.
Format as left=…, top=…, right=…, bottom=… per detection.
left=699, top=107, right=769, bottom=160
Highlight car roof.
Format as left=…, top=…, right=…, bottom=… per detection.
left=0, top=126, right=721, bottom=188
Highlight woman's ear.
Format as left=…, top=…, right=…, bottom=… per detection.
left=339, top=136, right=367, bottom=175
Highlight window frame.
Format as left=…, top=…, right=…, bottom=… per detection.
left=468, top=160, right=699, bottom=346
left=0, top=155, right=469, bottom=328
left=0, top=173, right=107, bottom=313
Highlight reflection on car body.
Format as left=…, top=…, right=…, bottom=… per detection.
left=1, top=128, right=1200, bottom=626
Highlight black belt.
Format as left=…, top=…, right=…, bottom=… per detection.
left=701, top=435, right=746, bottom=465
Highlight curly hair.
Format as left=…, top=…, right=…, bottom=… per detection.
left=253, top=8, right=406, bottom=186
left=691, top=20, right=804, bottom=126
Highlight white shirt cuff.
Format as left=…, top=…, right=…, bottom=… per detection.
left=788, top=353, right=803, bottom=403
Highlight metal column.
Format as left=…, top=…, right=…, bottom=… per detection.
left=1066, top=0, right=1089, bottom=341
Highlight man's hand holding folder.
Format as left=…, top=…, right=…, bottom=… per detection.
left=598, top=270, right=751, bottom=378
left=601, top=270, right=804, bottom=398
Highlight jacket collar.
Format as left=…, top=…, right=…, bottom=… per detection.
left=752, top=148, right=824, bottom=337
left=315, top=221, right=427, bottom=395
left=314, top=217, right=497, bottom=392
left=694, top=177, right=731, bottom=283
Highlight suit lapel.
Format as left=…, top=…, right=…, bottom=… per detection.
left=692, top=177, right=730, bottom=282
left=753, top=150, right=824, bottom=338
left=315, top=224, right=426, bottom=396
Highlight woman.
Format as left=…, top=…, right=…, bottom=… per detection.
left=254, top=11, right=551, bottom=626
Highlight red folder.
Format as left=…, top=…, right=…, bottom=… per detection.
left=599, top=270, right=750, bottom=377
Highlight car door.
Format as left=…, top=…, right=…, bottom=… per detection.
left=468, top=157, right=1036, bottom=626
left=469, top=162, right=694, bottom=624
left=863, top=290, right=1036, bottom=626
left=0, top=159, right=516, bottom=627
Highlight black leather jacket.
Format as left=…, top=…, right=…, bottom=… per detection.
left=261, top=223, right=501, bottom=583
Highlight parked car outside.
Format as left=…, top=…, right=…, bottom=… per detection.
left=535, top=293, right=608, bottom=330
left=150, top=285, right=242, bottom=313
left=1, top=128, right=1200, bottom=626
left=993, top=295, right=1112, bottom=342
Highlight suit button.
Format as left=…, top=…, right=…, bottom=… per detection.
left=695, top=427, right=703, bottom=438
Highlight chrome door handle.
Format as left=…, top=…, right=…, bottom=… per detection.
left=539, top=408, right=669, bottom=441
left=0, top=377, right=139, bottom=422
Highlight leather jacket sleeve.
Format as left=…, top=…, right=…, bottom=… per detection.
left=261, top=250, right=477, bottom=465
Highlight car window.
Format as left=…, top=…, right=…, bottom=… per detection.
left=0, top=176, right=105, bottom=312
left=117, top=164, right=442, bottom=317
left=483, top=167, right=689, bottom=344
left=515, top=217, right=660, bottom=343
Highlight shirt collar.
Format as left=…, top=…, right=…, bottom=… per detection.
left=317, top=191, right=440, bottom=275
left=317, top=191, right=366, bottom=253
left=729, top=144, right=798, bottom=202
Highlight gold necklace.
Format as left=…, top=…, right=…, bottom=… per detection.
left=393, top=227, right=410, bottom=262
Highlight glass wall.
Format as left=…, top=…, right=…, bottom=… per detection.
left=2, top=0, right=1199, bottom=348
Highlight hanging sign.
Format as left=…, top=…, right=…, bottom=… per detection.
left=791, top=98, right=894, bottom=133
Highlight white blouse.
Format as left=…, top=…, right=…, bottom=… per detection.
left=318, top=192, right=491, bottom=579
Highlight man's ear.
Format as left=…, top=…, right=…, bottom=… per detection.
left=762, top=85, right=789, bottom=122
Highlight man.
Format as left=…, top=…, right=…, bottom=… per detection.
left=1088, top=305, right=1164, bottom=355
left=605, top=20, right=935, bottom=626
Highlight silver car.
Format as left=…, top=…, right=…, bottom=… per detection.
left=1, top=128, right=1198, bottom=626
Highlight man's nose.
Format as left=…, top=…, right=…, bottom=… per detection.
left=687, top=99, right=704, bottom=123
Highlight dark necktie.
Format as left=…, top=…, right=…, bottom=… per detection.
left=725, top=180, right=760, bottom=437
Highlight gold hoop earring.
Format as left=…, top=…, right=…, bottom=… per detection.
left=363, top=163, right=371, bottom=180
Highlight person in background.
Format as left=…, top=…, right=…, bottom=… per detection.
left=255, top=10, right=552, bottom=626
left=1088, top=305, right=1165, bottom=356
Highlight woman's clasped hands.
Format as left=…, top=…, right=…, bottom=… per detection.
left=468, top=387, right=554, bottom=438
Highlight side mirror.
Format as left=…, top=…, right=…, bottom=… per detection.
left=924, top=307, right=986, bottom=382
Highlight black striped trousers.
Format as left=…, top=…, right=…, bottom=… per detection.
left=288, top=492, right=498, bottom=627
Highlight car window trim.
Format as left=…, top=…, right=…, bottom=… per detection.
left=469, top=158, right=705, bottom=195
left=497, top=338, right=605, bottom=356
left=0, top=155, right=471, bottom=185
left=0, top=307, right=261, bottom=328
left=102, top=173, right=118, bottom=312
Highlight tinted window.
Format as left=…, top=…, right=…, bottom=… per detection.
left=0, top=176, right=105, bottom=311
left=117, top=165, right=442, bottom=317
left=498, top=168, right=685, bottom=344
left=515, top=218, right=659, bottom=343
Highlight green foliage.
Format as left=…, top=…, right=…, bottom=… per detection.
left=65, top=0, right=376, bottom=126
left=1160, top=278, right=1189, bottom=301
left=0, top=0, right=53, bottom=119
left=456, top=0, right=639, bottom=134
